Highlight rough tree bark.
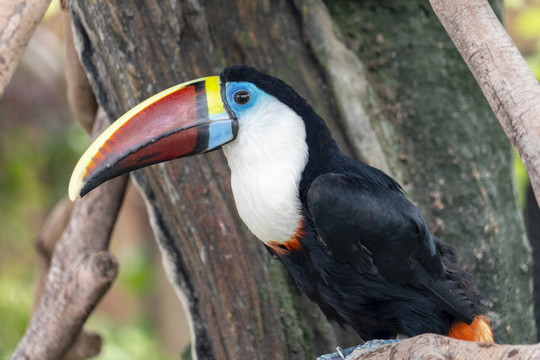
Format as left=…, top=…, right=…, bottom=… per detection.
left=11, top=0, right=538, bottom=358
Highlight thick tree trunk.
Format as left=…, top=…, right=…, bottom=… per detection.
left=67, top=1, right=359, bottom=359
left=63, top=0, right=533, bottom=358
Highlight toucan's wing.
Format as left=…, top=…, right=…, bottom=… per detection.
left=306, top=172, right=477, bottom=322
left=306, top=172, right=446, bottom=285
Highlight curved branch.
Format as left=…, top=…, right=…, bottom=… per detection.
left=429, top=0, right=540, bottom=206
left=0, top=0, right=52, bottom=98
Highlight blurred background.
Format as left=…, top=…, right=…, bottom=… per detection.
left=0, top=0, right=538, bottom=358
left=0, top=2, right=189, bottom=359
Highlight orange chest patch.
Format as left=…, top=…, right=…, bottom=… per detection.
left=267, top=219, right=305, bottom=256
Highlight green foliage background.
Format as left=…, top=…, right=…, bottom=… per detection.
left=0, top=2, right=177, bottom=359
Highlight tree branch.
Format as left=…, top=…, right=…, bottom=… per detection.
left=32, top=197, right=106, bottom=360
left=0, top=0, right=52, bottom=98
left=345, top=334, right=540, bottom=359
left=429, top=0, right=540, bottom=206
left=33, top=198, right=74, bottom=314
left=10, top=110, right=127, bottom=360
left=63, top=9, right=97, bottom=133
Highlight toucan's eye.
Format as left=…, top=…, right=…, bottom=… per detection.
left=233, top=90, right=251, bottom=106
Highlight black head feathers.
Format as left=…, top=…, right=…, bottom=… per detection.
left=220, top=65, right=310, bottom=116
left=220, top=65, right=337, bottom=155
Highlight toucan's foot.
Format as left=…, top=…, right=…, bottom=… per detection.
left=316, top=345, right=355, bottom=360
left=317, top=340, right=400, bottom=360
left=348, top=339, right=400, bottom=357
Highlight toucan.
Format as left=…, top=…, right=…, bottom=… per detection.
left=69, top=65, right=494, bottom=343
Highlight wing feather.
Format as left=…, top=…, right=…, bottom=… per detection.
left=306, top=173, right=476, bottom=322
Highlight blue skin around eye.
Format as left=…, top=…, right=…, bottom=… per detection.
left=207, top=81, right=264, bottom=151
left=207, top=121, right=235, bottom=150
left=207, top=81, right=265, bottom=151
left=225, top=81, right=268, bottom=117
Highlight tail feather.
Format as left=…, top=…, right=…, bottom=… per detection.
left=447, top=315, right=494, bottom=343
left=423, top=279, right=476, bottom=324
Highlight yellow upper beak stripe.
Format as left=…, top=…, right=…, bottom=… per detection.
left=205, top=76, right=228, bottom=118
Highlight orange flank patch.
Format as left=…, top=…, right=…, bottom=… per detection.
left=267, top=219, right=305, bottom=256
left=447, top=315, right=494, bottom=343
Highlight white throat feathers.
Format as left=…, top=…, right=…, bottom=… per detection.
left=223, top=94, right=308, bottom=244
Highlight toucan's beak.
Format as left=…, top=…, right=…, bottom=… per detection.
left=69, top=76, right=237, bottom=200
